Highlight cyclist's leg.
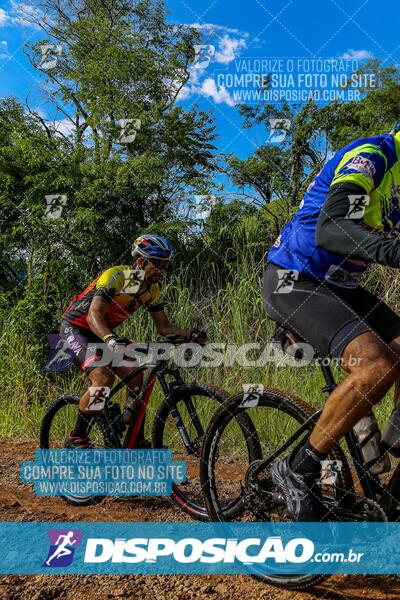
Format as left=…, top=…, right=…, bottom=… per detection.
left=79, top=366, right=115, bottom=413
left=115, top=362, right=144, bottom=396
left=310, top=331, right=400, bottom=452
left=310, top=285, right=400, bottom=451
left=341, top=287, right=400, bottom=412
left=59, top=322, right=115, bottom=445
left=66, top=366, right=115, bottom=446
left=264, top=264, right=400, bottom=451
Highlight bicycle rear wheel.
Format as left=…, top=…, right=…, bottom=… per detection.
left=200, top=387, right=354, bottom=590
left=40, top=394, right=112, bottom=505
left=152, top=382, right=258, bottom=521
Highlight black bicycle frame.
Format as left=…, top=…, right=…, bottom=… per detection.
left=102, top=357, right=204, bottom=455
left=253, top=357, right=400, bottom=511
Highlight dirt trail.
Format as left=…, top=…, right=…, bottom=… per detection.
left=0, top=441, right=398, bottom=600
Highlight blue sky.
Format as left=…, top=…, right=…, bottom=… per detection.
left=0, top=0, right=399, bottom=163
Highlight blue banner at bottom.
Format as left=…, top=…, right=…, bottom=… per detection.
left=0, top=522, right=399, bottom=575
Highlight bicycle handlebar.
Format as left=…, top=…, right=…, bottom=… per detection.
left=156, top=334, right=199, bottom=345
left=129, top=337, right=202, bottom=356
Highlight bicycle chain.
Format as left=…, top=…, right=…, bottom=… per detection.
left=330, top=486, right=388, bottom=522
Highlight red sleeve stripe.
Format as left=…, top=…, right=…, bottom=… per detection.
left=81, top=354, right=100, bottom=371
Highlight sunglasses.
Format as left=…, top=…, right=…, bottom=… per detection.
left=148, top=258, right=171, bottom=270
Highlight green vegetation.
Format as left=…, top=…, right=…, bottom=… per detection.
left=0, top=243, right=397, bottom=444
left=1, top=0, right=400, bottom=444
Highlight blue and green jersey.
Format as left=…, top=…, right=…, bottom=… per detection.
left=268, top=132, right=400, bottom=288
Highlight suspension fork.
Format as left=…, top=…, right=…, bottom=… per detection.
left=166, top=368, right=204, bottom=437
left=158, top=370, right=198, bottom=454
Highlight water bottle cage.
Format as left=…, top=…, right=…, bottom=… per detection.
left=357, top=427, right=380, bottom=449
left=365, top=455, right=384, bottom=470
left=123, top=404, right=136, bottom=424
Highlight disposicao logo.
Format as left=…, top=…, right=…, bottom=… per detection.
left=83, top=536, right=314, bottom=564
left=42, top=529, right=82, bottom=567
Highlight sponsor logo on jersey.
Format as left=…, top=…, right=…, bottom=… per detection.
left=106, top=271, right=123, bottom=289
left=273, top=234, right=281, bottom=248
left=306, top=180, right=315, bottom=194
left=347, top=155, right=376, bottom=178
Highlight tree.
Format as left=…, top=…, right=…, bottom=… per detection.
left=321, top=59, right=400, bottom=149
left=1, top=0, right=219, bottom=365
left=223, top=62, right=400, bottom=237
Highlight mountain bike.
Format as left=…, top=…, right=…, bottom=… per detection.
left=40, top=336, right=229, bottom=520
left=200, top=324, right=400, bottom=589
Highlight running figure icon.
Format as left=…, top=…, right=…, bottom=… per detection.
left=45, top=531, right=77, bottom=566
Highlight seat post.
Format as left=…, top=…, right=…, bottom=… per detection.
left=318, top=358, right=337, bottom=394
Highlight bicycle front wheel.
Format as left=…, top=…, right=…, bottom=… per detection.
left=152, top=382, right=241, bottom=521
left=200, top=387, right=354, bottom=590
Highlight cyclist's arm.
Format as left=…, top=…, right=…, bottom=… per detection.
left=150, top=309, right=190, bottom=339
left=316, top=182, right=400, bottom=267
left=86, top=297, right=114, bottom=340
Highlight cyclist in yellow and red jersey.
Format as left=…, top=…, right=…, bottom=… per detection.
left=59, top=234, right=206, bottom=448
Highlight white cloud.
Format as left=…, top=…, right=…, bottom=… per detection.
left=176, top=23, right=249, bottom=106
left=51, top=118, right=76, bottom=137
left=0, top=8, right=10, bottom=26
left=190, top=23, right=249, bottom=37
left=252, top=37, right=267, bottom=48
left=187, top=68, right=201, bottom=85
left=0, top=40, right=9, bottom=60
left=10, top=1, right=44, bottom=28
left=176, top=85, right=192, bottom=101
left=215, top=34, right=246, bottom=64
left=199, top=77, right=235, bottom=106
left=341, top=49, right=374, bottom=60
left=177, top=76, right=235, bottom=107
left=27, top=108, right=76, bottom=137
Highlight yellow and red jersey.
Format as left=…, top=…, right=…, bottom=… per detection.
left=62, top=265, right=164, bottom=330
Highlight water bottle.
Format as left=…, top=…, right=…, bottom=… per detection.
left=382, top=399, right=400, bottom=456
left=353, top=412, right=391, bottom=475
left=123, top=388, right=140, bottom=424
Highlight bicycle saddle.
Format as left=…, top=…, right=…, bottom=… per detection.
left=270, top=323, right=306, bottom=352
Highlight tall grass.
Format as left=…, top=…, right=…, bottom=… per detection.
left=0, top=244, right=397, bottom=445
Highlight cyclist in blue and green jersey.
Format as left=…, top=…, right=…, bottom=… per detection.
left=263, top=126, right=400, bottom=521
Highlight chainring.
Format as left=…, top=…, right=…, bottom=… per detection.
left=243, top=461, right=388, bottom=522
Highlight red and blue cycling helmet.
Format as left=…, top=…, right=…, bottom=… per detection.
left=132, top=234, right=174, bottom=262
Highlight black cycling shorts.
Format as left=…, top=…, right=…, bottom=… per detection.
left=263, top=262, right=400, bottom=359
left=58, top=321, right=109, bottom=375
